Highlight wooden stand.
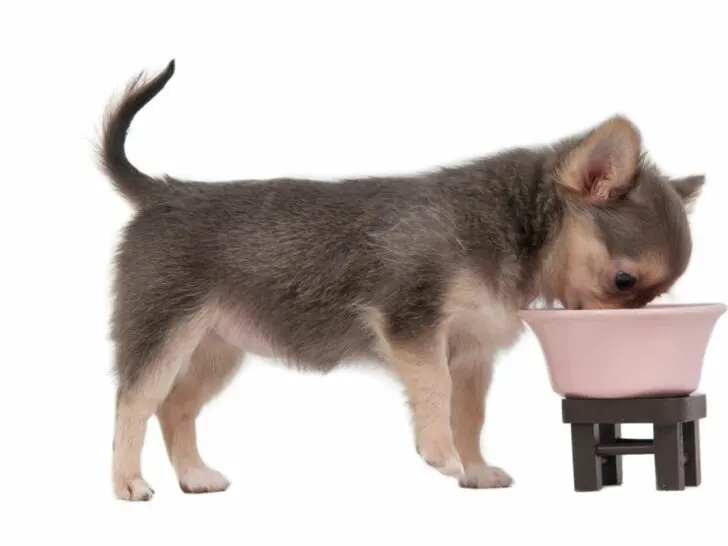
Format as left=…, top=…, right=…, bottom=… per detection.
left=561, top=394, right=706, bottom=491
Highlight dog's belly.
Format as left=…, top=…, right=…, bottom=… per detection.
left=214, top=314, right=276, bottom=358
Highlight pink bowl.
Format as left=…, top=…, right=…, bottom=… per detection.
left=518, top=303, right=727, bottom=399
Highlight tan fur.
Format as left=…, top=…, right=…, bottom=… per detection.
left=444, top=268, right=524, bottom=358
left=449, top=358, right=512, bottom=488
left=540, top=211, right=677, bottom=310
left=157, top=330, right=243, bottom=493
left=215, top=308, right=276, bottom=358
left=363, top=268, right=523, bottom=485
left=556, top=116, right=642, bottom=201
left=450, top=362, right=491, bottom=467
left=112, top=304, right=222, bottom=501
left=540, top=211, right=611, bottom=309
left=444, top=270, right=517, bottom=487
left=627, top=251, right=670, bottom=287
left=380, top=333, right=463, bottom=477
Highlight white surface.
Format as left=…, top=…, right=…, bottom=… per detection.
left=2, top=1, right=727, bottom=544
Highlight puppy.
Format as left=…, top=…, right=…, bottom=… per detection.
left=100, top=60, right=704, bottom=501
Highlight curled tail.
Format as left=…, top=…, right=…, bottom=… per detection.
left=98, top=59, right=188, bottom=208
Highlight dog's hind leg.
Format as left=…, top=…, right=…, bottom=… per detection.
left=156, top=330, right=244, bottom=494
left=112, top=307, right=215, bottom=502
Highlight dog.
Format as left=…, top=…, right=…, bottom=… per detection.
left=99, top=60, right=704, bottom=501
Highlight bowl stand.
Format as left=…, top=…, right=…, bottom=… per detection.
left=560, top=394, right=706, bottom=491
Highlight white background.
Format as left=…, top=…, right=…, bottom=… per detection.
left=2, top=1, right=727, bottom=544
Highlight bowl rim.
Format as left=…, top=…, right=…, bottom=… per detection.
left=518, top=302, right=727, bottom=320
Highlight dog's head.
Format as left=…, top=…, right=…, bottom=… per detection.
left=541, top=116, right=704, bottom=310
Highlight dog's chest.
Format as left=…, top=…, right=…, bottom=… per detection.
left=446, top=290, right=524, bottom=356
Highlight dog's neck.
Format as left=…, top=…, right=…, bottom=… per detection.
left=439, top=147, right=567, bottom=307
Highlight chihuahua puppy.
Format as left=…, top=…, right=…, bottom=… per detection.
left=100, top=60, right=704, bottom=501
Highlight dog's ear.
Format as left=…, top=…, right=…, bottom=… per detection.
left=671, top=174, right=705, bottom=212
left=556, top=115, right=642, bottom=202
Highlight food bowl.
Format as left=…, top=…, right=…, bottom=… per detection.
left=518, top=303, right=726, bottom=399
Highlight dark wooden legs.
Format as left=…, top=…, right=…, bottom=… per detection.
left=569, top=423, right=623, bottom=491
left=682, top=420, right=701, bottom=486
left=652, top=421, right=701, bottom=490
left=570, top=424, right=602, bottom=491
left=653, top=423, right=685, bottom=490
left=599, top=424, right=622, bottom=486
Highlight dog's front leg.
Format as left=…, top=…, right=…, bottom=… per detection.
left=450, top=357, right=513, bottom=488
left=387, top=337, right=464, bottom=479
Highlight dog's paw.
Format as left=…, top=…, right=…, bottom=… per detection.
left=419, top=443, right=464, bottom=478
left=179, top=466, right=231, bottom=494
left=459, top=464, right=513, bottom=489
left=114, top=476, right=155, bottom=501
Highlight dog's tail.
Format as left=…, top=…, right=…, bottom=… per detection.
left=98, top=59, right=188, bottom=209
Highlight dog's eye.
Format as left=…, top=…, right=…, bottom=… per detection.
left=614, top=270, right=637, bottom=291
